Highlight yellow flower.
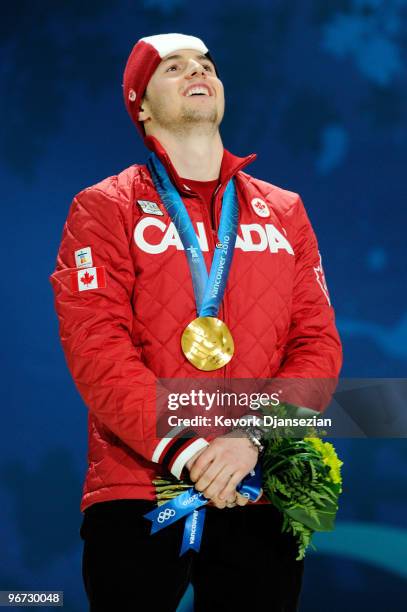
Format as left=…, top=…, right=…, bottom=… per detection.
left=304, top=437, right=343, bottom=486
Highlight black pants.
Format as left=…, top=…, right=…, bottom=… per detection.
left=80, top=499, right=304, bottom=612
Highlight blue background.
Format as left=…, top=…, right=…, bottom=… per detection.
left=0, top=1, right=406, bottom=610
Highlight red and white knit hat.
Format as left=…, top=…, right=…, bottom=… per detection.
left=122, top=33, right=217, bottom=138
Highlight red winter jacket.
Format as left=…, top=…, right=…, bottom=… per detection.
left=49, top=136, right=342, bottom=512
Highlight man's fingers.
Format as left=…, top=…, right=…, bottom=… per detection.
left=201, top=467, right=232, bottom=499
left=213, top=491, right=247, bottom=509
left=211, top=498, right=227, bottom=509
left=235, top=492, right=250, bottom=506
left=188, top=436, right=261, bottom=505
left=189, top=448, right=215, bottom=483
left=194, top=461, right=225, bottom=494
left=217, top=473, right=242, bottom=501
left=185, top=447, right=207, bottom=472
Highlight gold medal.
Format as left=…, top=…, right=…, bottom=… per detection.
left=181, top=316, right=234, bottom=371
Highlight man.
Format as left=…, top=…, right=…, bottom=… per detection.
left=49, top=33, right=342, bottom=611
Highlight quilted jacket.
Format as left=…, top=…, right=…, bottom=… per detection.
left=49, top=135, right=343, bottom=512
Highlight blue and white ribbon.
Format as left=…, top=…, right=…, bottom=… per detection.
left=147, top=153, right=239, bottom=317
left=144, top=462, right=262, bottom=555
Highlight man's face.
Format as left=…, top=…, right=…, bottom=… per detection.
left=139, top=48, right=225, bottom=135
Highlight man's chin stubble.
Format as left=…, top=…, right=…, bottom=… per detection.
left=150, top=105, right=219, bottom=134
left=181, top=107, right=218, bottom=123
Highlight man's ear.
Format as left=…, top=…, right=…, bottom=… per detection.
left=138, top=97, right=150, bottom=123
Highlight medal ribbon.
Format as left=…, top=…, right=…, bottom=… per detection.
left=145, top=156, right=255, bottom=553
left=147, top=153, right=239, bottom=316
left=144, top=463, right=262, bottom=555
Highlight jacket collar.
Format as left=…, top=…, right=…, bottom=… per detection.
left=144, top=135, right=257, bottom=196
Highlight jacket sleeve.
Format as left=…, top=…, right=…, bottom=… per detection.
left=273, top=195, right=343, bottom=411
left=49, top=187, right=209, bottom=478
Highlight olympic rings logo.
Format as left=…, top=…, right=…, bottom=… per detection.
left=157, top=508, right=176, bottom=523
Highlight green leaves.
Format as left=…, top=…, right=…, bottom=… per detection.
left=262, top=433, right=343, bottom=559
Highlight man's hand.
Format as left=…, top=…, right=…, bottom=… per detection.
left=185, top=432, right=259, bottom=508
left=186, top=447, right=244, bottom=508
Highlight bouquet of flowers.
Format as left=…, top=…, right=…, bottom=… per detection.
left=261, top=432, right=343, bottom=559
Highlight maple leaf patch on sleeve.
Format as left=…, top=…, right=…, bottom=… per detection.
left=71, top=266, right=107, bottom=292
